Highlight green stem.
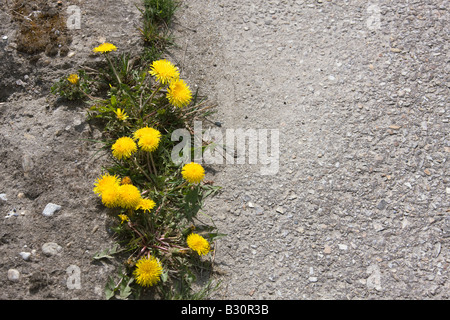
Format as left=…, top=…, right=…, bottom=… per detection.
left=149, top=152, right=158, bottom=176
left=131, top=157, right=153, bottom=183
left=141, top=82, right=163, bottom=111
left=105, top=53, right=122, bottom=86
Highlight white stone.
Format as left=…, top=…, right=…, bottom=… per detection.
left=42, top=203, right=62, bottom=217
left=42, top=242, right=62, bottom=256
left=7, top=269, right=20, bottom=282
left=338, top=244, right=348, bottom=250
left=19, top=252, right=31, bottom=261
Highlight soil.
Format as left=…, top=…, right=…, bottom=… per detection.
left=0, top=0, right=144, bottom=299
left=1, top=0, right=449, bottom=300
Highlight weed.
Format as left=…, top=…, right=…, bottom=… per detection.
left=51, top=0, right=223, bottom=300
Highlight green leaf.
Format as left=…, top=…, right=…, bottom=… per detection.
left=119, top=278, right=133, bottom=300
left=104, top=276, right=116, bottom=300
left=92, top=243, right=123, bottom=260
left=111, top=95, right=117, bottom=107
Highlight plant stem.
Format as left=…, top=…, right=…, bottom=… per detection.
left=141, top=82, right=163, bottom=111
left=132, top=157, right=153, bottom=183
left=105, top=53, right=122, bottom=86
left=149, top=152, right=158, bottom=176
left=146, top=152, right=154, bottom=176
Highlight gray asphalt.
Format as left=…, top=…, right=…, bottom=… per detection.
left=171, top=0, right=449, bottom=299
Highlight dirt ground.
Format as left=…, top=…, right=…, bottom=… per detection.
left=0, top=0, right=145, bottom=299
left=1, top=0, right=449, bottom=300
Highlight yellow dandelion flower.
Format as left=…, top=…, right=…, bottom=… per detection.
left=114, top=108, right=128, bottom=121
left=166, top=78, right=192, bottom=108
left=93, top=173, right=121, bottom=196
left=149, top=59, right=180, bottom=85
left=181, top=162, right=205, bottom=184
left=133, top=256, right=163, bottom=287
left=111, top=137, right=137, bottom=160
left=133, top=127, right=161, bottom=152
left=100, top=184, right=120, bottom=208
left=67, top=74, right=79, bottom=85
left=187, top=233, right=210, bottom=256
left=118, top=214, right=130, bottom=224
left=117, top=184, right=142, bottom=210
left=136, top=198, right=156, bottom=213
left=133, top=127, right=156, bottom=140
left=93, top=42, right=117, bottom=53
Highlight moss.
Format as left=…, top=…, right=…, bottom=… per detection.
left=10, top=0, right=72, bottom=55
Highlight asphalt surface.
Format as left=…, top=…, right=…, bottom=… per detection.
left=171, top=0, right=449, bottom=299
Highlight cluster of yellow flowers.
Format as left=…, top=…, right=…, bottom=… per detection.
left=133, top=232, right=210, bottom=287
left=91, top=43, right=211, bottom=288
left=111, top=126, right=161, bottom=160
left=93, top=173, right=156, bottom=212
left=149, top=59, right=192, bottom=108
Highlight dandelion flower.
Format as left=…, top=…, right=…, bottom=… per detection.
left=181, top=162, right=205, bottom=184
left=100, top=184, right=120, bottom=208
left=93, top=42, right=117, bottom=53
left=166, top=78, right=192, bottom=108
left=187, top=233, right=210, bottom=256
left=111, top=137, right=137, bottom=160
left=136, top=198, right=156, bottom=213
left=93, top=173, right=121, bottom=196
left=114, top=108, right=128, bottom=121
left=133, top=256, right=163, bottom=287
left=67, top=74, right=79, bottom=85
left=133, top=127, right=157, bottom=140
left=117, top=184, right=142, bottom=210
left=133, top=127, right=161, bottom=152
left=149, top=59, right=179, bottom=85
left=118, top=214, right=130, bottom=224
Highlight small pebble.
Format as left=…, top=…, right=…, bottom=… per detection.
left=42, top=242, right=62, bottom=256
left=19, top=252, right=31, bottom=261
left=7, top=269, right=20, bottom=282
left=0, top=193, right=7, bottom=201
left=276, top=207, right=285, bottom=214
left=42, top=203, right=62, bottom=217
left=377, top=199, right=388, bottom=210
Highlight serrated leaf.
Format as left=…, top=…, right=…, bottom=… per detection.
left=119, top=283, right=133, bottom=300
left=104, top=276, right=116, bottom=300
left=92, top=243, right=123, bottom=260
